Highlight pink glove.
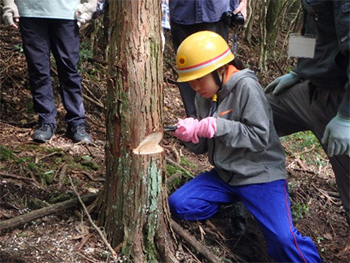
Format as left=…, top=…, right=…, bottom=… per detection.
left=174, top=117, right=217, bottom=144
left=196, top=117, right=217, bottom=142
left=174, top=117, right=199, bottom=142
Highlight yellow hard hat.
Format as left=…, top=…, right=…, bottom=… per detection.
left=176, top=31, right=234, bottom=82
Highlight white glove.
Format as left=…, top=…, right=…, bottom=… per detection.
left=75, top=0, right=98, bottom=24
left=2, top=0, right=19, bottom=28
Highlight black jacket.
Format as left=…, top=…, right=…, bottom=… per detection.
left=295, top=0, right=350, bottom=118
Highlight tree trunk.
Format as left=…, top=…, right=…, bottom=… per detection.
left=266, top=0, right=284, bottom=55
left=244, top=0, right=256, bottom=46
left=97, top=1, right=177, bottom=262
left=248, top=0, right=302, bottom=72
left=258, top=0, right=270, bottom=71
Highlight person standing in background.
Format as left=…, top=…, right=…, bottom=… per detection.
left=2, top=0, right=97, bottom=143
left=161, top=0, right=171, bottom=52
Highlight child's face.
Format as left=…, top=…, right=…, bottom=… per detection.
left=188, top=73, right=219, bottom=99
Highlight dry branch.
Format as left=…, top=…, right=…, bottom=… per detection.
left=0, top=172, right=34, bottom=182
left=68, top=175, right=118, bottom=260
left=170, top=219, right=222, bottom=263
left=166, top=157, right=194, bottom=179
left=0, top=193, right=97, bottom=232
left=83, top=93, right=105, bottom=110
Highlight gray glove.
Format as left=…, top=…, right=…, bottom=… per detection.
left=2, top=0, right=19, bottom=27
left=75, top=0, right=98, bottom=25
left=321, top=113, right=350, bottom=157
left=264, top=72, right=300, bottom=96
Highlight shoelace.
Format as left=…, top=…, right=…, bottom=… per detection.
left=74, top=124, right=87, bottom=135
left=39, top=123, right=54, bottom=131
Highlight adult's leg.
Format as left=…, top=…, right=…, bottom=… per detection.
left=307, top=87, right=350, bottom=224
left=19, top=18, right=57, bottom=125
left=237, top=180, right=321, bottom=262
left=267, top=82, right=350, bottom=224
left=49, top=19, right=85, bottom=127
left=329, top=155, right=350, bottom=224
left=265, top=81, right=312, bottom=136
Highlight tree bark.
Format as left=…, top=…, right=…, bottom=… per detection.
left=244, top=0, right=256, bottom=46
left=266, top=0, right=284, bottom=54
left=258, top=0, right=270, bottom=71
left=97, top=1, right=177, bottom=262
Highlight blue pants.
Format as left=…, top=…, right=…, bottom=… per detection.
left=169, top=170, right=321, bottom=262
left=19, top=18, right=85, bottom=127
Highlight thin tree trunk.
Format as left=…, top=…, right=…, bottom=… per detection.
left=258, top=0, right=270, bottom=71
left=266, top=0, right=284, bottom=56
left=245, top=0, right=256, bottom=46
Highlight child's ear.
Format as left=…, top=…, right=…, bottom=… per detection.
left=217, top=65, right=227, bottom=75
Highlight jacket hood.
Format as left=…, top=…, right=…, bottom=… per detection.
left=218, top=68, right=258, bottom=100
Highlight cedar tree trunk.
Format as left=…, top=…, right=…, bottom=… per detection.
left=97, top=1, right=177, bottom=262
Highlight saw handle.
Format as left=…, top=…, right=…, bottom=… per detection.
left=164, top=126, right=177, bottom=132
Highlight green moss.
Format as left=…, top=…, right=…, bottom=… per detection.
left=180, top=156, right=196, bottom=169
left=0, top=145, right=14, bottom=161
left=166, top=164, right=178, bottom=175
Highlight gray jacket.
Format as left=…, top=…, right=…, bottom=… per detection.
left=295, top=0, right=350, bottom=118
left=186, top=69, right=286, bottom=186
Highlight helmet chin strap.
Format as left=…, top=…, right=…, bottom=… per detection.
left=209, top=70, right=224, bottom=116
left=212, top=70, right=223, bottom=91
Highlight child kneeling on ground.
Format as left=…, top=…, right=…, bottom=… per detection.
left=169, top=31, right=322, bottom=262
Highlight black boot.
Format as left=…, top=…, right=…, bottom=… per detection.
left=66, top=123, right=92, bottom=143
left=215, top=202, right=249, bottom=238
left=32, top=123, right=56, bottom=143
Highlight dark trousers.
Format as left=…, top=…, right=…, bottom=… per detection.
left=19, top=18, right=85, bottom=127
left=266, top=81, right=350, bottom=224
left=170, top=20, right=229, bottom=117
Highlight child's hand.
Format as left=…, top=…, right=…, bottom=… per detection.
left=174, top=117, right=199, bottom=142
left=196, top=117, right=217, bottom=141
left=174, top=117, right=217, bottom=144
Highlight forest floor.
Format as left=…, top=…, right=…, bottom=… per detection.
left=0, top=20, right=350, bottom=263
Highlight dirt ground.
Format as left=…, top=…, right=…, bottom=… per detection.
left=1, top=18, right=350, bottom=263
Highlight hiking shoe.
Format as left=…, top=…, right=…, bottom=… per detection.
left=215, top=202, right=248, bottom=238
left=66, top=123, right=92, bottom=143
left=32, top=123, right=56, bottom=143
left=229, top=202, right=249, bottom=237
left=229, top=215, right=247, bottom=238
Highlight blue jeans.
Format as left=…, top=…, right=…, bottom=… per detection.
left=169, top=169, right=321, bottom=262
